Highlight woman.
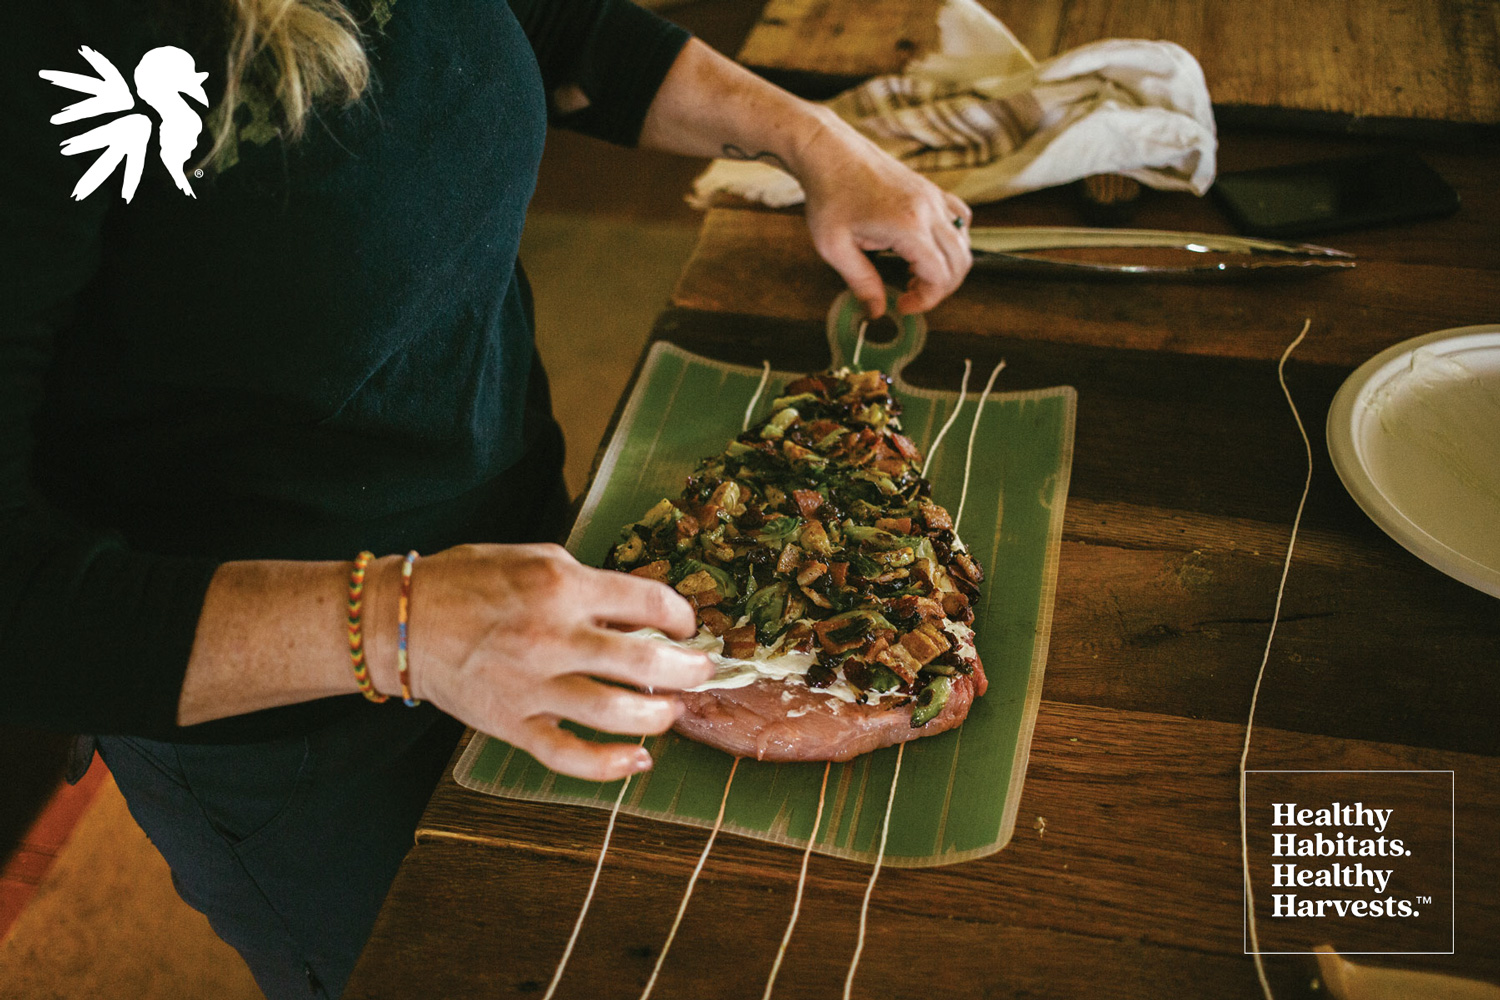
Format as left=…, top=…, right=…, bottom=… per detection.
left=1, top=1, right=972, bottom=996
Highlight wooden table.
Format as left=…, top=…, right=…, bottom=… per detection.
left=345, top=3, right=1500, bottom=997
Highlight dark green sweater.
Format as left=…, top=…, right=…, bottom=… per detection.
left=0, top=0, right=689, bottom=740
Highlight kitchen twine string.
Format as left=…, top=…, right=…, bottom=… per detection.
left=952, top=360, right=1006, bottom=539
left=851, top=320, right=869, bottom=369
left=743, top=361, right=773, bottom=432
left=845, top=360, right=1000, bottom=997
left=542, top=736, right=648, bottom=1000
left=1240, top=319, right=1313, bottom=1000
left=921, top=359, right=972, bottom=479
left=843, top=741, right=905, bottom=1000
left=638, top=756, right=742, bottom=1000
left=762, top=760, right=833, bottom=1000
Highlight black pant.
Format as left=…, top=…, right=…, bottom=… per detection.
left=99, top=705, right=463, bottom=999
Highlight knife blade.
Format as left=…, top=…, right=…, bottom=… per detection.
left=879, top=226, right=1356, bottom=280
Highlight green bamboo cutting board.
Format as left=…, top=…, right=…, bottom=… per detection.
left=455, top=292, right=1075, bottom=868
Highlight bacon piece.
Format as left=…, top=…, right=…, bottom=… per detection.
left=875, top=517, right=912, bottom=535
left=890, top=594, right=945, bottom=623
left=813, top=616, right=869, bottom=655
left=698, top=607, right=733, bottom=636
left=792, top=489, right=825, bottom=518
left=898, top=625, right=949, bottom=665
left=776, top=543, right=803, bottom=576
left=803, top=419, right=842, bottom=439
left=722, top=625, right=758, bottom=659
left=781, top=622, right=816, bottom=653
left=829, top=561, right=849, bottom=588
left=795, top=561, right=827, bottom=587
left=889, top=433, right=922, bottom=461
left=920, top=502, right=953, bottom=532
left=630, top=560, right=670, bottom=583
left=783, top=375, right=830, bottom=397
left=872, top=458, right=908, bottom=476
left=877, top=642, right=923, bottom=684
left=675, top=570, right=721, bottom=608
left=940, top=591, right=970, bottom=619
left=952, top=551, right=985, bottom=585
left=869, top=569, right=910, bottom=585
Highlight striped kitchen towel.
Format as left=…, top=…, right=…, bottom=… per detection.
left=691, top=0, right=1216, bottom=208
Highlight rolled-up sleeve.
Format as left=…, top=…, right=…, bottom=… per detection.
left=509, top=0, right=691, bottom=147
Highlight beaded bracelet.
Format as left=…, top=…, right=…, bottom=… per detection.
left=396, top=550, right=422, bottom=707
left=346, top=550, right=388, bottom=703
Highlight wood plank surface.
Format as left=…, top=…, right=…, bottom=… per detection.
left=738, top=0, right=1500, bottom=129
left=672, top=186, right=1500, bottom=372
left=350, top=842, right=1305, bottom=1000
left=350, top=703, right=1498, bottom=999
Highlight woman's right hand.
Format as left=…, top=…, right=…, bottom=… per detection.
left=372, top=543, right=714, bottom=781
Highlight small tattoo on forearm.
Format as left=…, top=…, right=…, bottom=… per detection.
left=722, top=144, right=790, bottom=172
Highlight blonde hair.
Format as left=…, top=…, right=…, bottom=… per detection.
left=207, top=0, right=371, bottom=165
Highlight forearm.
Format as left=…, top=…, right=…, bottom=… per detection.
left=176, top=544, right=710, bottom=781
left=636, top=38, right=845, bottom=180
left=177, top=556, right=400, bottom=726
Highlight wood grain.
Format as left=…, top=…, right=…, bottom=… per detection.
left=738, top=0, right=1500, bottom=129
left=348, top=842, right=1310, bottom=1000
left=354, top=704, right=1497, bottom=1000
left=671, top=206, right=1500, bottom=370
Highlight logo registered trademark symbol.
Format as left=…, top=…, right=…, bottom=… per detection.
left=194, top=169, right=204, bottom=178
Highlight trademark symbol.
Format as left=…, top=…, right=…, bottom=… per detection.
left=1417, top=895, right=1432, bottom=905
left=194, top=169, right=204, bottom=178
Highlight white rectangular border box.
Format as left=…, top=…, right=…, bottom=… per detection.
left=1242, top=769, right=1456, bottom=956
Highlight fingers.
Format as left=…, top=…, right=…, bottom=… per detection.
left=945, top=191, right=974, bottom=230
left=815, top=231, right=890, bottom=318
left=581, top=564, right=699, bottom=638
left=539, top=674, right=682, bottom=736
left=811, top=188, right=973, bottom=318
left=895, top=196, right=972, bottom=315
left=576, top=628, right=714, bottom=692
left=523, top=717, right=656, bottom=782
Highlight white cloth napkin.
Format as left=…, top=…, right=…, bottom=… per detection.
left=690, top=0, right=1217, bottom=208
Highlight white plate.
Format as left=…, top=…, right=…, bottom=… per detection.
left=1326, top=325, right=1500, bottom=598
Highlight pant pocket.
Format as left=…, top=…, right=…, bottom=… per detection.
left=175, top=737, right=316, bottom=850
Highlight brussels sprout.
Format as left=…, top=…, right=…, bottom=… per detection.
left=745, top=581, right=788, bottom=641
left=613, top=532, right=645, bottom=565
left=910, top=677, right=953, bottom=727
left=758, top=516, right=803, bottom=546
left=639, top=498, right=681, bottom=530
left=759, top=407, right=800, bottom=440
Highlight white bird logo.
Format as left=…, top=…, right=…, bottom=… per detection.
left=40, top=45, right=210, bottom=204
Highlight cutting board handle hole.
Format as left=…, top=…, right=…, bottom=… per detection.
left=864, top=314, right=901, bottom=345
